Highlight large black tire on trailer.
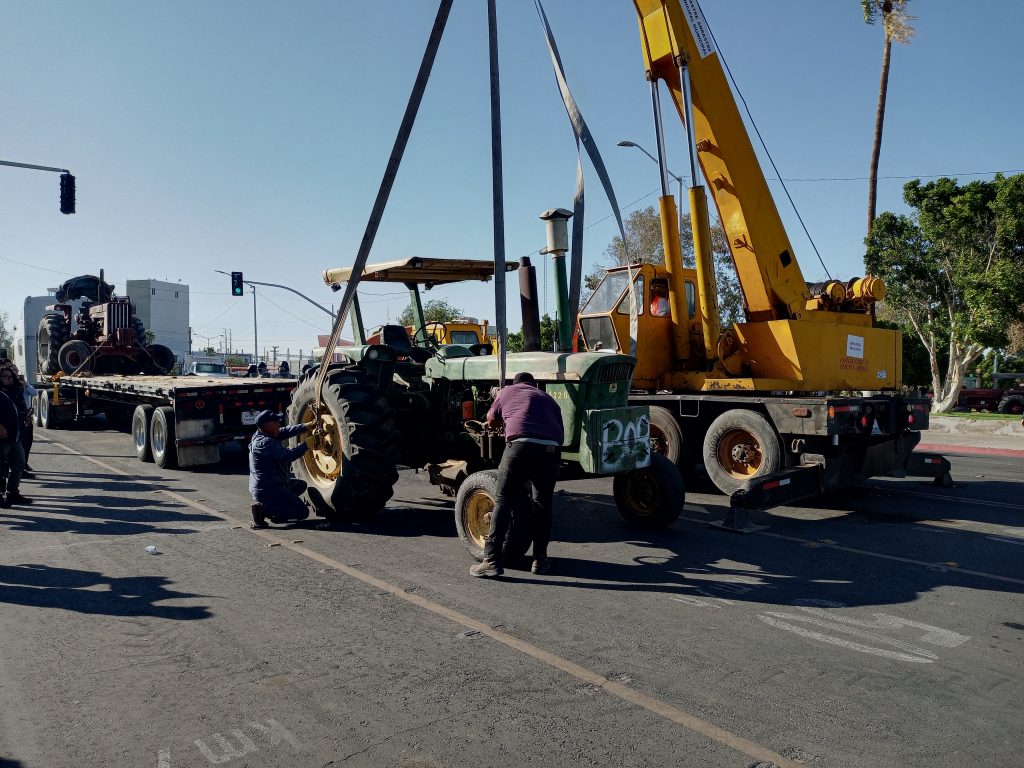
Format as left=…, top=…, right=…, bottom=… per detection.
left=997, top=395, right=1024, bottom=415
left=701, top=409, right=782, bottom=495
left=37, top=314, right=69, bottom=376
left=132, top=404, right=155, bottom=462
left=287, top=368, right=399, bottom=522
left=146, top=344, right=176, bottom=375
left=132, top=317, right=147, bottom=347
left=454, top=470, right=534, bottom=563
left=612, top=453, right=684, bottom=528
left=58, top=340, right=93, bottom=374
left=150, top=406, right=178, bottom=468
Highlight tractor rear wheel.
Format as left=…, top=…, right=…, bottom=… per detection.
left=287, top=368, right=399, bottom=522
left=612, top=453, right=684, bottom=528
left=58, top=340, right=94, bottom=374
left=454, top=470, right=533, bottom=563
left=37, top=314, right=69, bottom=376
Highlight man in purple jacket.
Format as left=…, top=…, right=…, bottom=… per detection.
left=471, top=371, right=564, bottom=578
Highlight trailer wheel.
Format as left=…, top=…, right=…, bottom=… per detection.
left=612, top=453, right=684, bottom=528
left=37, top=314, right=69, bottom=376
left=648, top=405, right=695, bottom=478
left=38, top=388, right=56, bottom=430
left=702, top=409, right=782, bottom=495
left=287, top=368, right=399, bottom=522
left=998, top=395, right=1024, bottom=415
left=454, top=470, right=533, bottom=562
left=58, top=340, right=93, bottom=374
left=132, top=404, right=155, bottom=462
left=150, top=406, right=178, bottom=468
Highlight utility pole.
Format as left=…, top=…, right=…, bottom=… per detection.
left=270, top=345, right=279, bottom=363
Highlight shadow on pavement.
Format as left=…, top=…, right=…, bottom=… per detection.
left=0, top=563, right=210, bottom=620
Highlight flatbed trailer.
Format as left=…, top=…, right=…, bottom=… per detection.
left=35, top=373, right=298, bottom=468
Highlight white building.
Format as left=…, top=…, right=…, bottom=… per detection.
left=125, top=279, right=190, bottom=361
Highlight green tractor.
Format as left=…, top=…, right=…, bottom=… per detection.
left=287, top=256, right=684, bottom=560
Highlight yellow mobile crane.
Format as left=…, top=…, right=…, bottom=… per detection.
left=576, top=1, right=948, bottom=501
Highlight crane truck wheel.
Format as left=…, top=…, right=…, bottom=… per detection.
left=997, top=395, right=1024, bottom=415
left=132, top=404, right=155, bottom=462
left=150, top=406, right=178, bottom=468
left=146, top=344, right=177, bottom=375
left=37, top=314, right=69, bottom=376
left=612, top=453, right=684, bottom=528
left=702, top=409, right=782, bottom=495
left=648, top=406, right=695, bottom=479
left=287, top=369, right=400, bottom=523
left=58, top=340, right=93, bottom=374
left=454, top=470, right=533, bottom=563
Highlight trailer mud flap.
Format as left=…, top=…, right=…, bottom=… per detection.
left=903, top=451, right=956, bottom=488
left=715, top=464, right=824, bottom=533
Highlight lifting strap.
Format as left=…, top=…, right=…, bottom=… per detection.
left=313, top=0, right=454, bottom=410
left=533, top=0, right=638, bottom=355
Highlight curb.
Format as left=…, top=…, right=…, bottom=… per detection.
left=917, top=442, right=1024, bottom=459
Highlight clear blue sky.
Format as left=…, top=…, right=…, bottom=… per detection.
left=3, top=0, right=1022, bottom=358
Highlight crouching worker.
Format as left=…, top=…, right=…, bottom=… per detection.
left=248, top=410, right=316, bottom=529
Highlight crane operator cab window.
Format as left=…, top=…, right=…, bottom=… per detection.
left=616, top=275, right=644, bottom=316
left=649, top=279, right=670, bottom=317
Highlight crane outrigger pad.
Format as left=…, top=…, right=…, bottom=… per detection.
left=324, top=257, right=518, bottom=287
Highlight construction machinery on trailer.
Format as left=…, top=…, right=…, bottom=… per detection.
left=572, top=0, right=950, bottom=505
left=291, top=254, right=682, bottom=558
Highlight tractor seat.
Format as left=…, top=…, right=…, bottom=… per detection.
left=379, top=324, right=413, bottom=356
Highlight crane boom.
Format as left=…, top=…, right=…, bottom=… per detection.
left=634, top=0, right=808, bottom=322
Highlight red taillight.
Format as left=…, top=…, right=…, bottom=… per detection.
left=195, top=399, right=205, bottom=411
left=860, top=415, right=869, bottom=429
left=907, top=413, right=916, bottom=426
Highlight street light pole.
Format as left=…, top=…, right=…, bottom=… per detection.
left=617, top=140, right=686, bottom=242
left=251, top=284, right=258, bottom=366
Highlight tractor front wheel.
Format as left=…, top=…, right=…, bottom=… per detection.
left=287, top=368, right=399, bottom=522
left=454, top=470, right=533, bottom=563
left=612, top=453, right=684, bottom=529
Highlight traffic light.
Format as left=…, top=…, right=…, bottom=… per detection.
left=59, top=173, right=76, bottom=215
left=231, top=272, right=244, bottom=296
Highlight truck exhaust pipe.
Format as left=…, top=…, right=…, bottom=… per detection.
left=518, top=256, right=542, bottom=352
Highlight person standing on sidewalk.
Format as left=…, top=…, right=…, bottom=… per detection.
left=0, top=387, right=31, bottom=508
left=17, top=373, right=37, bottom=477
left=470, top=371, right=563, bottom=579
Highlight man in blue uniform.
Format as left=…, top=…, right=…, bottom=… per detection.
left=248, top=410, right=316, bottom=528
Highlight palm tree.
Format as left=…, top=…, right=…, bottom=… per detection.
left=862, top=0, right=915, bottom=236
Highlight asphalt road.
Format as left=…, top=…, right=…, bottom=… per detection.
left=1, top=423, right=1021, bottom=768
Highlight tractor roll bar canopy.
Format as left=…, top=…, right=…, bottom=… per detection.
left=324, top=257, right=518, bottom=287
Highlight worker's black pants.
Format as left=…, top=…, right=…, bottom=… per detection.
left=254, top=479, right=309, bottom=521
left=484, top=441, right=561, bottom=564
left=21, top=421, right=33, bottom=466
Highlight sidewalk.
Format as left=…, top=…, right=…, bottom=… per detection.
left=917, top=415, right=1024, bottom=458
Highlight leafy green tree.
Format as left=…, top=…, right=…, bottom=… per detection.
left=397, top=298, right=462, bottom=329
left=585, top=206, right=744, bottom=326
left=865, top=174, right=1024, bottom=411
left=505, top=313, right=556, bottom=354
left=0, top=311, right=13, bottom=359
left=144, top=329, right=156, bottom=345
left=861, top=0, right=915, bottom=234
left=202, top=346, right=217, bottom=355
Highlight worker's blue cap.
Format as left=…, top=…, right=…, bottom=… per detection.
left=256, top=410, right=284, bottom=428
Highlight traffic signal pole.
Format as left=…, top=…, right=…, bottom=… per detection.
left=0, top=159, right=76, bottom=213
